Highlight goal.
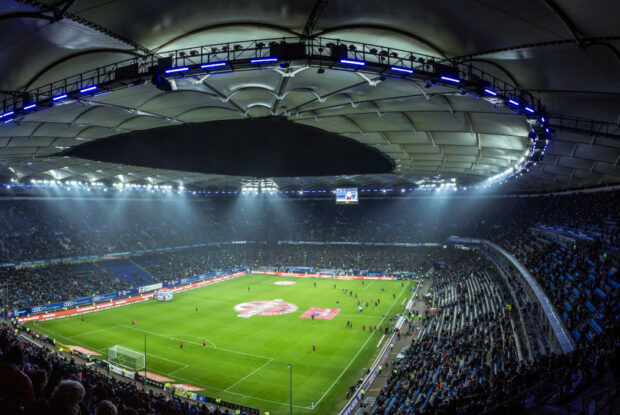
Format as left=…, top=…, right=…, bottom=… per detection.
left=107, top=345, right=145, bottom=370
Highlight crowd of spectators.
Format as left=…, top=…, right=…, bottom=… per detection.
left=1, top=244, right=446, bottom=310
left=0, top=189, right=618, bottom=414
left=376, top=252, right=620, bottom=415
left=0, top=263, right=127, bottom=310
left=507, top=239, right=617, bottom=342
left=2, top=190, right=615, bottom=264
left=0, top=323, right=237, bottom=415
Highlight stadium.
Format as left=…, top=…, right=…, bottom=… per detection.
left=0, top=1, right=618, bottom=415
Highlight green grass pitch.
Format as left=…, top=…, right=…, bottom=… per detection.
left=27, top=274, right=414, bottom=414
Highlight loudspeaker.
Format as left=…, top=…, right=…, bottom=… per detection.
left=269, top=42, right=306, bottom=60
left=114, top=64, right=139, bottom=81
left=330, top=44, right=348, bottom=61
left=434, top=63, right=459, bottom=79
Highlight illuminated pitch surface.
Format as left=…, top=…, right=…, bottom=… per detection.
left=27, top=274, right=414, bottom=415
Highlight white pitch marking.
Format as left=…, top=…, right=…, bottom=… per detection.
left=126, top=326, right=271, bottom=361
left=70, top=324, right=124, bottom=338
left=171, top=374, right=311, bottom=409
left=376, top=334, right=385, bottom=348
left=312, top=283, right=409, bottom=409
left=167, top=364, right=189, bottom=376
left=338, top=313, right=384, bottom=319
left=225, top=358, right=274, bottom=391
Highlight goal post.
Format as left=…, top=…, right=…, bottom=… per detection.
left=107, top=345, right=145, bottom=370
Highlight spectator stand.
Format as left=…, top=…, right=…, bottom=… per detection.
left=451, top=237, right=575, bottom=355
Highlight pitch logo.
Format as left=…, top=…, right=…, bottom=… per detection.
left=234, top=299, right=298, bottom=318
left=274, top=281, right=296, bottom=286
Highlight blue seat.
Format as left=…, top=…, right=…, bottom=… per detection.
left=589, top=319, right=602, bottom=334
left=608, top=278, right=619, bottom=289
left=563, top=301, right=572, bottom=311
left=594, top=288, right=606, bottom=299
left=585, top=301, right=596, bottom=313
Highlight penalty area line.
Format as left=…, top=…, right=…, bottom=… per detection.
left=125, top=326, right=271, bottom=361
left=225, top=358, right=274, bottom=391
left=312, top=283, right=409, bottom=409
left=171, top=373, right=311, bottom=409
left=70, top=324, right=125, bottom=338
left=33, top=326, right=108, bottom=356
left=34, top=326, right=191, bottom=377
left=166, top=364, right=189, bottom=376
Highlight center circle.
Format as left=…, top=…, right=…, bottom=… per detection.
left=234, top=300, right=298, bottom=317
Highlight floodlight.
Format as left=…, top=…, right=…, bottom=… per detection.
left=250, top=57, right=278, bottom=63
left=340, top=59, right=365, bottom=66
left=164, top=67, right=189, bottom=74
left=440, top=76, right=460, bottom=83
left=390, top=66, right=413, bottom=74
left=80, top=86, right=98, bottom=93
left=201, top=62, right=227, bottom=69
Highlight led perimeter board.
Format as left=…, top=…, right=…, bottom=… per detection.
left=335, top=188, right=358, bottom=204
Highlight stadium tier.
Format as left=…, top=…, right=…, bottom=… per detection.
left=1, top=3, right=619, bottom=414
left=0, top=190, right=618, bottom=415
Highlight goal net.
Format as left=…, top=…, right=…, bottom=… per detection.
left=107, top=345, right=145, bottom=370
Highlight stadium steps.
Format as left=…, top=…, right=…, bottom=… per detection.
left=99, top=259, right=154, bottom=286
left=91, top=260, right=108, bottom=275
left=128, top=258, right=156, bottom=281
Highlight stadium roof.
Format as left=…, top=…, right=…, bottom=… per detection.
left=0, top=0, right=618, bottom=193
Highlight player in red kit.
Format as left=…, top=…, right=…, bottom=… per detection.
left=312, top=343, right=316, bottom=352
left=132, top=319, right=135, bottom=327
left=195, top=305, right=198, bottom=312
left=179, top=341, right=183, bottom=349
left=203, top=340, right=206, bottom=348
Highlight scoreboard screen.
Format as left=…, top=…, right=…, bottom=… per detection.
left=335, top=188, right=358, bottom=204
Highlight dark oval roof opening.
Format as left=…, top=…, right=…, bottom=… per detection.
left=63, top=117, right=394, bottom=178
